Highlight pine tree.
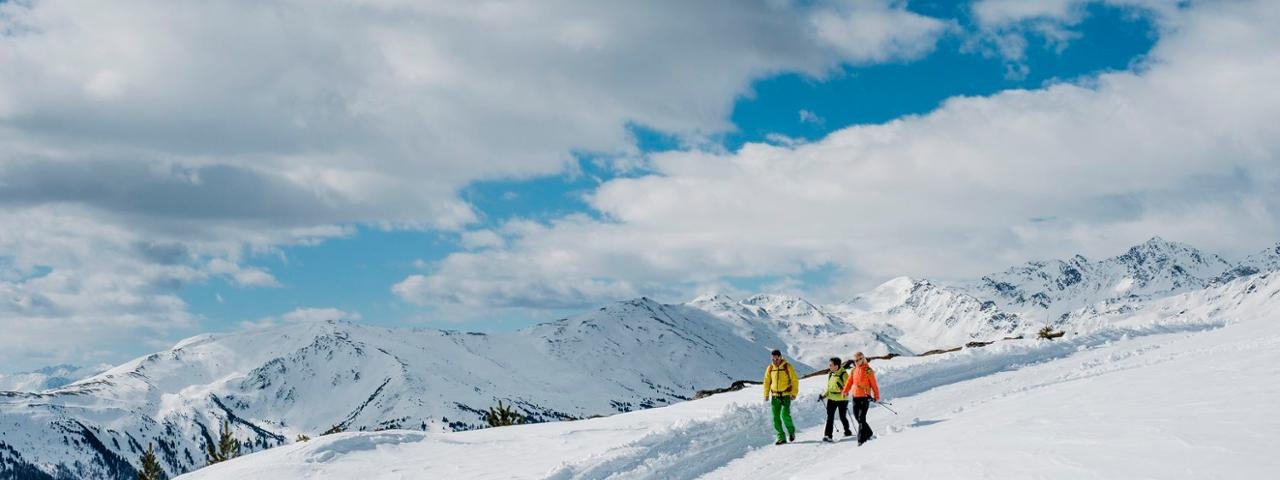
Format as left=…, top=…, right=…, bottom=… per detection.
left=205, top=419, right=241, bottom=466
left=485, top=400, right=524, bottom=427
left=321, top=424, right=346, bottom=436
left=295, top=434, right=311, bottom=442
left=136, top=443, right=166, bottom=480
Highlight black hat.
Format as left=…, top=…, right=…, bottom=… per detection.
left=771, top=349, right=782, bottom=356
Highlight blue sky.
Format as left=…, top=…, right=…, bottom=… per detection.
left=182, top=2, right=1158, bottom=334
left=7, top=0, right=1280, bottom=371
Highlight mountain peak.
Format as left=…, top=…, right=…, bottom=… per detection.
left=617, top=296, right=665, bottom=308
left=879, top=275, right=919, bottom=290
left=1129, top=236, right=1182, bottom=253
left=741, top=293, right=823, bottom=316
left=742, top=293, right=811, bottom=306
left=1115, top=236, right=1229, bottom=271
left=579, top=296, right=674, bottom=320
left=690, top=293, right=736, bottom=305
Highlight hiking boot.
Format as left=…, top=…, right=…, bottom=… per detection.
left=789, top=433, right=795, bottom=442
left=843, top=431, right=853, bottom=437
left=822, top=436, right=833, bottom=443
left=775, top=439, right=787, bottom=445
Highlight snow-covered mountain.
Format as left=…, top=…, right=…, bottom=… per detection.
left=813, top=237, right=1254, bottom=352
left=1216, top=241, right=1280, bottom=283
left=955, top=237, right=1233, bottom=324
left=696, top=237, right=1275, bottom=356
left=178, top=271, right=1280, bottom=480
left=824, top=276, right=1024, bottom=352
left=0, top=298, right=783, bottom=480
left=688, top=293, right=909, bottom=366
left=4, top=237, right=1279, bottom=480
left=0, top=364, right=109, bottom=392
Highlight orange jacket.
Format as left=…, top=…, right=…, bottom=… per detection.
left=840, top=364, right=879, bottom=401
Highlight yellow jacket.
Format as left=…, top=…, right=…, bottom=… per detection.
left=763, top=361, right=799, bottom=399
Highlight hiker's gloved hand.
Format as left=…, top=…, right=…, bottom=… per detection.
left=818, top=393, right=826, bottom=401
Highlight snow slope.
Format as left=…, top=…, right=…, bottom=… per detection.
left=179, top=272, right=1280, bottom=479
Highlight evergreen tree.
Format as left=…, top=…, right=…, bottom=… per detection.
left=136, top=443, right=166, bottom=480
left=321, top=424, right=346, bottom=436
left=205, top=419, right=241, bottom=466
left=485, top=400, right=525, bottom=427
left=295, top=434, right=311, bottom=442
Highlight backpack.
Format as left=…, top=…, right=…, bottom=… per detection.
left=828, top=369, right=847, bottom=395
left=769, top=362, right=792, bottom=393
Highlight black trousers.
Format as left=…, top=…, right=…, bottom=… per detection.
left=852, top=396, right=874, bottom=443
left=824, top=399, right=851, bottom=438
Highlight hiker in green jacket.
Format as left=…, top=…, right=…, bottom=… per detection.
left=763, top=349, right=799, bottom=445
left=818, top=357, right=853, bottom=442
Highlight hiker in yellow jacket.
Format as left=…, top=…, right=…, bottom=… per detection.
left=763, top=349, right=799, bottom=445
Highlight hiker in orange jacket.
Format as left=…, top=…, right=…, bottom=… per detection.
left=840, top=351, right=880, bottom=445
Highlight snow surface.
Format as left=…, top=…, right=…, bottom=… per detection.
left=180, top=272, right=1280, bottom=479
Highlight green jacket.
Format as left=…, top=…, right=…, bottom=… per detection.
left=825, top=368, right=849, bottom=401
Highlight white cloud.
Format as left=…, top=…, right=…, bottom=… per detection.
left=966, top=0, right=1180, bottom=77
left=459, top=230, right=505, bottom=251
left=281, top=307, right=361, bottom=323
left=811, top=0, right=952, bottom=64
left=239, top=307, right=361, bottom=331
left=397, top=0, right=1280, bottom=311
left=0, top=204, right=350, bottom=370
left=0, top=0, right=950, bottom=233
left=972, top=0, right=1182, bottom=30
left=0, top=206, right=200, bottom=369
left=799, top=109, right=825, bottom=125
left=0, top=0, right=950, bottom=367
left=392, top=242, right=641, bottom=310
left=207, top=259, right=281, bottom=288
left=972, top=0, right=1081, bottom=28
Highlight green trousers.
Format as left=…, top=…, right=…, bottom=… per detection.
left=770, top=395, right=796, bottom=440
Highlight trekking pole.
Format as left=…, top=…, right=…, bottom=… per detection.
left=875, top=400, right=898, bottom=415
